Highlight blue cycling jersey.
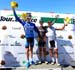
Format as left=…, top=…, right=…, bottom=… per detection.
left=23, top=22, right=37, bottom=38
left=13, top=9, right=40, bottom=38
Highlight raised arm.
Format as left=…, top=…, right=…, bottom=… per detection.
left=12, top=8, right=24, bottom=26
left=55, top=24, right=67, bottom=30
left=52, top=15, right=59, bottom=25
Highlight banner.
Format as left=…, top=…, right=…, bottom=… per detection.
left=0, top=10, right=75, bottom=67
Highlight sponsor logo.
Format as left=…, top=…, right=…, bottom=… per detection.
left=31, top=18, right=37, bottom=22
left=71, top=19, right=75, bottom=24
left=68, top=35, right=72, bottom=39
left=0, top=16, right=37, bottom=22
left=10, top=41, right=22, bottom=46
left=0, top=43, right=9, bottom=46
left=0, top=14, right=38, bottom=22
left=12, top=27, right=21, bottom=30
left=57, top=35, right=63, bottom=39
left=7, top=35, right=16, bottom=38
left=2, top=25, right=7, bottom=30
left=8, top=14, right=38, bottom=22
left=22, top=61, right=26, bottom=64
left=0, top=16, right=16, bottom=22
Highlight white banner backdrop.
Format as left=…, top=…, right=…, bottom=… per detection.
left=0, top=10, right=75, bottom=67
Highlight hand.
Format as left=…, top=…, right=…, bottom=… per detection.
left=64, top=23, right=68, bottom=26
left=20, top=34, right=25, bottom=39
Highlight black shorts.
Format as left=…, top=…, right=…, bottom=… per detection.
left=25, top=37, right=34, bottom=48
left=49, top=40, right=55, bottom=48
left=38, top=40, right=46, bottom=47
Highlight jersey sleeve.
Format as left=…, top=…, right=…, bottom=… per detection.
left=34, top=24, right=41, bottom=37
left=12, top=8, right=25, bottom=26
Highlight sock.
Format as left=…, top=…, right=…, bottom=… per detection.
left=56, top=58, right=58, bottom=63
left=25, top=55, right=29, bottom=63
left=52, top=57, right=55, bottom=62
left=26, top=59, right=29, bottom=63
left=30, top=58, right=33, bottom=62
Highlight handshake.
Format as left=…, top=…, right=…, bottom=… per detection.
left=10, top=1, right=18, bottom=8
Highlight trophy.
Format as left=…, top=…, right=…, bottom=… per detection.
left=10, top=1, right=18, bottom=8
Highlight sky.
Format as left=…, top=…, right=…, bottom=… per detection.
left=0, top=0, right=75, bottom=14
